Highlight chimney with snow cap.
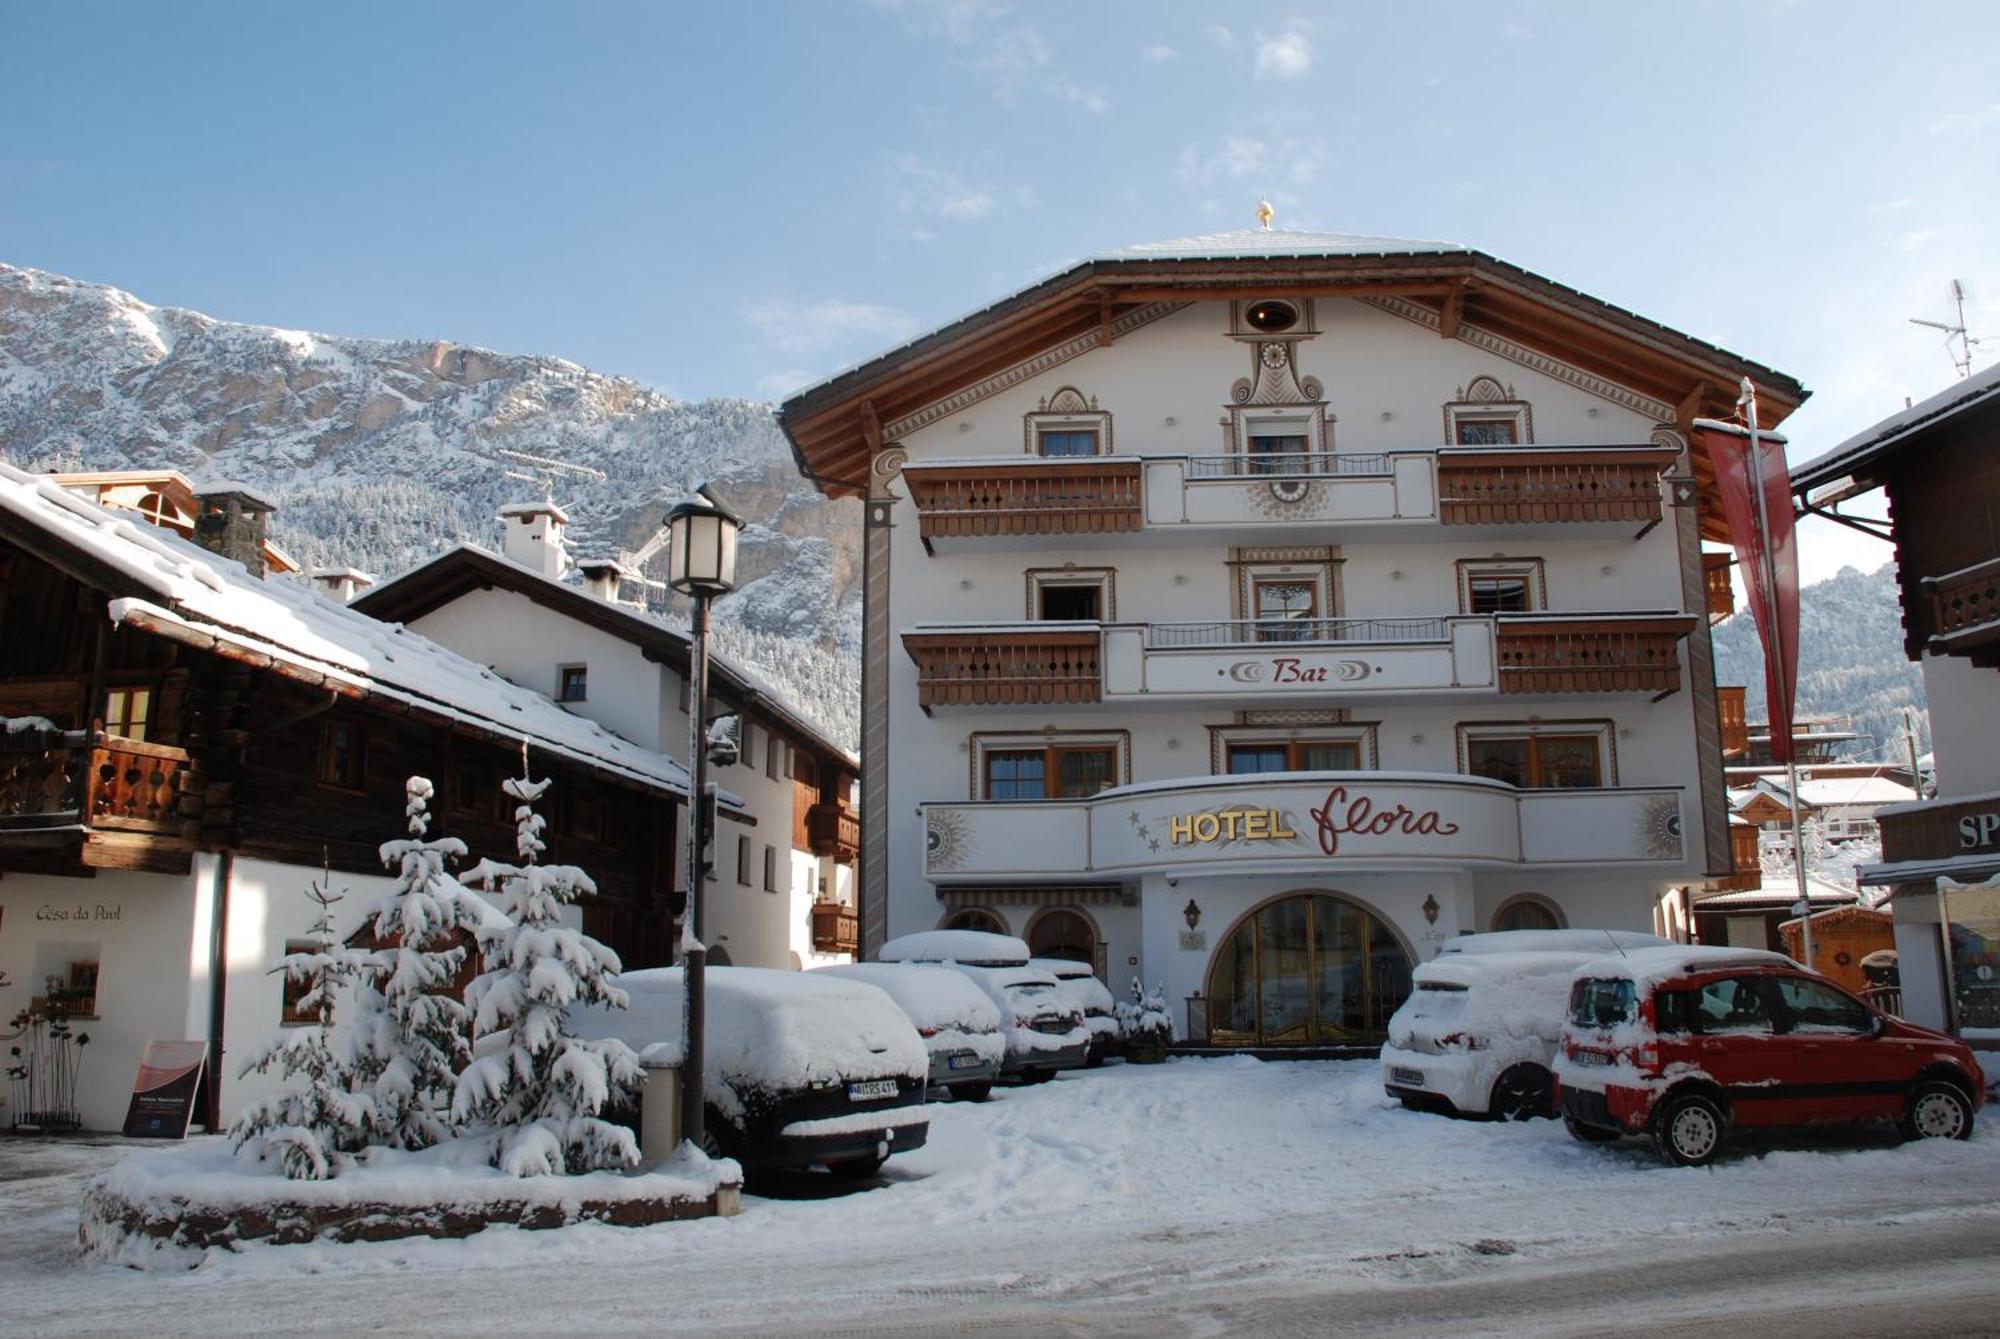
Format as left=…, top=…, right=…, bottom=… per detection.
left=193, top=482, right=276, bottom=577
left=499, top=499, right=569, bottom=579
left=574, top=556, right=639, bottom=606
left=311, top=565, right=376, bottom=603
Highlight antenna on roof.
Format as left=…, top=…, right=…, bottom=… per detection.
left=1908, top=278, right=1989, bottom=379
left=487, top=446, right=606, bottom=498
left=1602, top=929, right=1631, bottom=959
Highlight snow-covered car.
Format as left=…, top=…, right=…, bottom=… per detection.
left=1031, top=958, right=1120, bottom=1065
left=952, top=964, right=1091, bottom=1083
left=570, top=966, right=930, bottom=1180
left=879, top=928, right=1031, bottom=967
left=1436, top=929, right=1675, bottom=957
left=1381, top=951, right=1608, bottom=1120
left=813, top=962, right=1005, bottom=1101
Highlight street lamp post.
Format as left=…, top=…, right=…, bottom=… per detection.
left=665, top=483, right=741, bottom=1156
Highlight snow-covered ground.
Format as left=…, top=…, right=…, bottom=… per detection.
left=8, top=1058, right=2000, bottom=1335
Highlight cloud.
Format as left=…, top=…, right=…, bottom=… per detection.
left=1929, top=102, right=2000, bottom=134
left=1142, top=44, right=1177, bottom=63
left=890, top=153, right=996, bottom=220
left=872, top=0, right=1107, bottom=112
left=1204, top=23, right=1234, bottom=48
left=1500, top=21, right=1533, bottom=41
left=755, top=369, right=816, bottom=398
left=743, top=297, right=920, bottom=355
left=1178, top=132, right=1330, bottom=192
left=1253, top=28, right=1313, bottom=79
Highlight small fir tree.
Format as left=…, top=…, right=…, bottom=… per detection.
left=352, top=776, right=481, bottom=1151
left=229, top=861, right=377, bottom=1179
left=451, top=769, right=641, bottom=1176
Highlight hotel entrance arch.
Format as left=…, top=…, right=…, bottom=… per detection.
left=1204, top=892, right=1414, bottom=1046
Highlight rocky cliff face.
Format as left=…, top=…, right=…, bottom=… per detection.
left=0, top=262, right=860, bottom=743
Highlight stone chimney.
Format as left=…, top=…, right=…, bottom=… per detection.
left=499, top=500, right=569, bottom=579
left=193, top=483, right=276, bottom=577
left=311, top=566, right=376, bottom=603
left=574, top=557, right=638, bottom=606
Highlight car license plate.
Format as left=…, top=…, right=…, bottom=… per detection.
left=1570, top=1050, right=1612, bottom=1067
left=946, top=1055, right=981, bottom=1070
left=1390, top=1067, right=1425, bottom=1086
left=847, top=1079, right=898, bottom=1101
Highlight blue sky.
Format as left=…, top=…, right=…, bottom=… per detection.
left=6, top=1, right=1999, bottom=580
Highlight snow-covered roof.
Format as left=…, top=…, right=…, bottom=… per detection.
left=497, top=499, right=569, bottom=521
left=1093, top=227, right=1463, bottom=261
left=1754, top=774, right=1915, bottom=809
left=0, top=463, right=704, bottom=801
left=1694, top=877, right=1862, bottom=910
left=1792, top=357, right=2000, bottom=495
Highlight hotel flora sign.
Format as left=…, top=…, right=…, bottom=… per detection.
left=922, top=777, right=1685, bottom=881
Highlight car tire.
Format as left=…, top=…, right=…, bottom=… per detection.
left=953, top=1080, right=994, bottom=1103
left=1490, top=1065, right=1553, bottom=1121
left=1900, top=1080, right=1975, bottom=1142
left=1084, top=1043, right=1106, bottom=1069
left=1563, top=1114, right=1620, bottom=1143
left=1654, top=1092, right=1726, bottom=1167
left=827, top=1154, right=885, bottom=1182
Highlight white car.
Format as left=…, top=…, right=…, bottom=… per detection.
left=1437, top=929, right=1673, bottom=957
left=813, top=962, right=1005, bottom=1100
left=879, top=928, right=1030, bottom=967
left=878, top=930, right=1090, bottom=1082
left=1030, top=958, right=1120, bottom=1065
left=1381, top=950, right=1613, bottom=1120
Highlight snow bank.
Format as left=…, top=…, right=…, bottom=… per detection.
left=878, top=930, right=1029, bottom=967
left=569, top=968, right=927, bottom=1114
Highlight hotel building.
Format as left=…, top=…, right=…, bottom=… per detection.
left=780, top=228, right=1804, bottom=1047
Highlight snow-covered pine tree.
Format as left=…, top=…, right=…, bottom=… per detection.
left=354, top=776, right=481, bottom=1151
left=228, top=861, right=377, bottom=1179
left=451, top=769, right=641, bottom=1176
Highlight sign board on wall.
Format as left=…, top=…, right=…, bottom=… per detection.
left=122, top=1041, right=208, bottom=1139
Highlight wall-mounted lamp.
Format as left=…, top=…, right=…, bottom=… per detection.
left=1164, top=415, right=1178, bottom=427
left=1379, top=410, right=1394, bottom=422
left=957, top=421, right=973, bottom=433
left=959, top=578, right=973, bottom=590
left=1166, top=738, right=1181, bottom=750
left=1599, top=565, right=1614, bottom=577
left=1422, top=894, right=1440, bottom=925
left=1390, top=569, right=1405, bottom=581
left=1183, top=899, right=1202, bottom=930
left=1173, top=574, right=1187, bottom=586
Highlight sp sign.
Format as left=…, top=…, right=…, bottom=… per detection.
left=1960, top=811, right=2000, bottom=851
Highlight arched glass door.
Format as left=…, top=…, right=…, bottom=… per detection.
left=1205, top=893, right=1413, bottom=1045
left=1028, top=907, right=1097, bottom=965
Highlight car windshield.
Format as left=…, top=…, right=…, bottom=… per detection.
left=1006, top=983, right=1057, bottom=1002
left=1569, top=977, right=1636, bottom=1028
left=1404, top=981, right=1469, bottom=1022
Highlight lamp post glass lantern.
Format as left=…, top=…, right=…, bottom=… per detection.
left=667, top=484, right=742, bottom=1159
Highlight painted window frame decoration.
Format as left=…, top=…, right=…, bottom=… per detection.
left=970, top=729, right=1131, bottom=802
left=1229, top=547, right=1342, bottom=642
left=1443, top=375, right=1533, bottom=446
left=1023, top=386, right=1113, bottom=457
left=1456, top=557, right=1548, bottom=615
left=1209, top=720, right=1379, bottom=775
left=1025, top=566, right=1116, bottom=622
left=1455, top=719, right=1618, bottom=789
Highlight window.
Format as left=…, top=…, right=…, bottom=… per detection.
left=1454, top=417, right=1519, bottom=446
left=103, top=686, right=151, bottom=741
left=1243, top=300, right=1299, bottom=334
left=1692, top=976, right=1777, bottom=1035
left=763, top=844, right=778, bottom=893
left=54, top=959, right=99, bottom=1019
left=1457, top=559, right=1545, bottom=615
left=943, top=908, right=1008, bottom=935
left=1247, top=427, right=1309, bottom=475
left=1492, top=897, right=1563, bottom=933
left=767, top=733, right=785, bottom=780
left=1771, top=976, right=1873, bottom=1033
left=1027, top=568, right=1114, bottom=622
left=280, top=940, right=319, bottom=1025
left=983, top=745, right=1117, bottom=800
left=451, top=762, right=496, bottom=817
left=1466, top=734, right=1602, bottom=789
left=1252, top=577, right=1318, bottom=642
left=737, top=834, right=751, bottom=886
left=1442, top=377, right=1532, bottom=447
left=1038, top=428, right=1099, bottom=458
left=1226, top=740, right=1361, bottom=774
left=1038, top=583, right=1101, bottom=621
left=556, top=664, right=587, bottom=703
left=317, top=720, right=365, bottom=791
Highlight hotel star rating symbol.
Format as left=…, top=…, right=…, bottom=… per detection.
left=1128, top=810, right=1161, bottom=852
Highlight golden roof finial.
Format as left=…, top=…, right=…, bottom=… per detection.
left=1255, top=197, right=1274, bottom=231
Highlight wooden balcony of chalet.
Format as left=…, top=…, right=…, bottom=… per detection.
left=1924, top=556, right=2000, bottom=667
left=903, top=626, right=1102, bottom=709
left=901, top=458, right=1142, bottom=546
left=806, top=801, right=861, bottom=864
left=810, top=901, right=860, bottom=956
left=1706, top=819, right=1763, bottom=893
left=0, top=727, right=201, bottom=872
left=1718, top=684, right=1749, bottom=758
left=1435, top=445, right=1677, bottom=529
left=1703, top=552, right=1736, bottom=625
left=1493, top=615, right=1696, bottom=697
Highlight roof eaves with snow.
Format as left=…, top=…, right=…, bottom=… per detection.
left=0, top=465, right=710, bottom=804
left=1791, top=358, right=2000, bottom=497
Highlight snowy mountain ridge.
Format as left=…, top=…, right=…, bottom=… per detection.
left=0, top=262, right=860, bottom=746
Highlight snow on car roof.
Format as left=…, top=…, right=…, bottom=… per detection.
left=1415, top=951, right=1607, bottom=986
left=878, top=929, right=1030, bottom=967
left=1572, top=945, right=1796, bottom=987
left=1029, top=958, right=1095, bottom=978
left=812, top=962, right=1000, bottom=1033
left=1439, top=929, right=1674, bottom=956
left=569, top=966, right=927, bottom=1093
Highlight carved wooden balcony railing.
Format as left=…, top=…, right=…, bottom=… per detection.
left=902, top=459, right=1143, bottom=542
left=1436, top=446, right=1676, bottom=526
left=902, top=628, right=1102, bottom=708
left=1717, top=684, right=1749, bottom=758
left=810, top=901, right=860, bottom=956
left=1704, top=552, right=1736, bottom=625
left=1494, top=616, right=1694, bottom=695
left=807, top=801, right=861, bottom=863
left=0, top=729, right=198, bottom=865
left=1924, top=556, right=2000, bottom=665
left=1708, top=820, right=1763, bottom=893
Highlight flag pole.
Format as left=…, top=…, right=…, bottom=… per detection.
left=1739, top=377, right=1814, bottom=974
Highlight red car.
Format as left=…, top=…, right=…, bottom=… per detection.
left=1554, top=946, right=1985, bottom=1166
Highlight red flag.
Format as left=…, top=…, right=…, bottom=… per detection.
left=1693, top=413, right=1799, bottom=762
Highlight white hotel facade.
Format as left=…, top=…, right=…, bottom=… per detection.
left=781, top=229, right=1805, bottom=1047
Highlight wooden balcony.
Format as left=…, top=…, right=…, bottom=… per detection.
left=1436, top=446, right=1676, bottom=527
left=1924, top=556, right=2000, bottom=666
left=1707, top=820, right=1763, bottom=892
left=1703, top=552, right=1736, bottom=625
left=902, top=458, right=1142, bottom=545
left=810, top=901, right=859, bottom=956
left=807, top=801, right=861, bottom=864
left=903, top=627, right=1102, bottom=709
left=1718, top=684, right=1749, bottom=758
left=1494, top=616, right=1695, bottom=695
left=0, top=729, right=200, bottom=872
